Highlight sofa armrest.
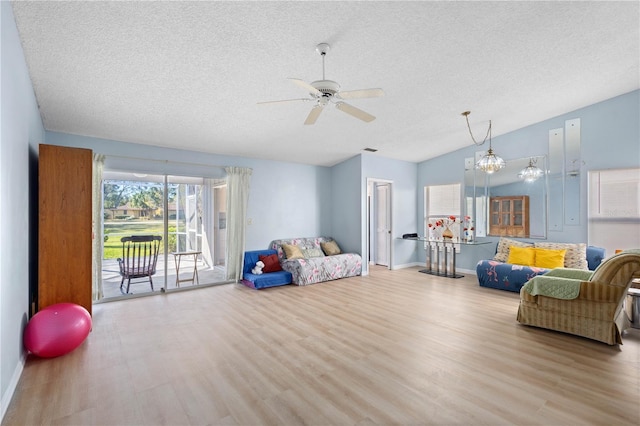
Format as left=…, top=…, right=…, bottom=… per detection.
left=578, top=280, right=628, bottom=302
left=522, top=276, right=627, bottom=303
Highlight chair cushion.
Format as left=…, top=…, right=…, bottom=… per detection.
left=242, top=270, right=292, bottom=289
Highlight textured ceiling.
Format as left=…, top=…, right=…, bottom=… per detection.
left=11, top=1, right=640, bottom=167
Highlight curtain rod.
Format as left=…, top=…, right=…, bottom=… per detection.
left=103, top=153, right=228, bottom=170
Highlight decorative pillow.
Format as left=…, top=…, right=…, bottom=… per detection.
left=258, top=254, right=282, bottom=272
left=507, top=246, right=536, bottom=266
left=494, top=237, right=533, bottom=262
left=534, top=242, right=588, bottom=269
left=281, top=244, right=304, bottom=260
left=534, top=248, right=566, bottom=269
left=321, top=240, right=342, bottom=256
left=302, top=248, right=324, bottom=258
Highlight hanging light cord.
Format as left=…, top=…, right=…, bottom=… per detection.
left=461, top=111, right=492, bottom=147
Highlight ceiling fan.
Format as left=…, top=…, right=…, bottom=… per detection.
left=258, top=43, right=384, bottom=125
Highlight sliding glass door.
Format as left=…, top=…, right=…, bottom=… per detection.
left=100, top=171, right=227, bottom=300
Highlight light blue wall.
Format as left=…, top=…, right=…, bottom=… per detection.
left=361, top=153, right=419, bottom=271
left=330, top=155, right=362, bottom=254
left=417, top=90, right=640, bottom=271
left=45, top=132, right=333, bottom=250
left=1, top=2, right=46, bottom=419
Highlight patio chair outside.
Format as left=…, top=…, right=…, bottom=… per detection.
left=118, top=235, right=162, bottom=294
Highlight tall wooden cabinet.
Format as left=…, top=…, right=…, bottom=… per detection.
left=39, top=144, right=93, bottom=315
left=489, top=195, right=530, bottom=238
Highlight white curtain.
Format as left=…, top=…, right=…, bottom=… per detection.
left=224, top=167, right=252, bottom=282
left=92, top=154, right=105, bottom=301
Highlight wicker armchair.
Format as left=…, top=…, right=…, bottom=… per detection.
left=517, top=251, right=640, bottom=345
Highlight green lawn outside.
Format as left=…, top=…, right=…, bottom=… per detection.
left=103, top=220, right=178, bottom=259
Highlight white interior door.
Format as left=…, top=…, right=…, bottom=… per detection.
left=375, top=183, right=391, bottom=266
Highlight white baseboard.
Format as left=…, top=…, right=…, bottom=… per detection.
left=391, top=262, right=423, bottom=270
left=390, top=263, right=477, bottom=276
left=1, top=353, right=25, bottom=423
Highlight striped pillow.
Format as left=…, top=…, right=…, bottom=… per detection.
left=534, top=242, right=588, bottom=270
left=494, top=237, right=533, bottom=262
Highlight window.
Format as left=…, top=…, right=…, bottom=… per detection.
left=588, top=168, right=640, bottom=255
left=425, top=183, right=461, bottom=239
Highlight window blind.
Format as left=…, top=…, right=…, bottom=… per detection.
left=588, top=168, right=640, bottom=255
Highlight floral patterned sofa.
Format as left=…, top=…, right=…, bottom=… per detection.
left=476, top=238, right=606, bottom=293
left=269, top=237, right=362, bottom=285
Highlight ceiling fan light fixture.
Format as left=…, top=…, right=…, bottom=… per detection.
left=518, top=158, right=544, bottom=182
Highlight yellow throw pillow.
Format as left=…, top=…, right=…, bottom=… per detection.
left=534, top=242, right=587, bottom=269
left=281, top=244, right=304, bottom=260
left=534, top=248, right=566, bottom=269
left=507, top=246, right=536, bottom=266
left=321, top=240, right=342, bottom=256
left=494, top=237, right=533, bottom=262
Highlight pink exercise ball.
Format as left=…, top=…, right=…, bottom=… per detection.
left=24, top=303, right=92, bottom=358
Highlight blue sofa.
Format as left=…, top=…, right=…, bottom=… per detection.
left=476, top=245, right=606, bottom=293
left=241, top=249, right=292, bottom=289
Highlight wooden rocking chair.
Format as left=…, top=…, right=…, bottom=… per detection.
left=117, top=235, right=162, bottom=294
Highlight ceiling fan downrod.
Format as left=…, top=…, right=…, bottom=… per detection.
left=316, top=43, right=330, bottom=80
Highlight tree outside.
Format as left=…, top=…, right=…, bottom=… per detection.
left=103, top=180, right=181, bottom=259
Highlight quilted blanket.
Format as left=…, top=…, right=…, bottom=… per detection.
left=522, top=276, right=582, bottom=299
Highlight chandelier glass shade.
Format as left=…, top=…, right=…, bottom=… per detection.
left=462, top=111, right=506, bottom=174
left=476, top=148, right=506, bottom=174
left=518, top=158, right=544, bottom=182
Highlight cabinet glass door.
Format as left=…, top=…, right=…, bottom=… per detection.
left=501, top=200, right=512, bottom=225
left=513, top=198, right=524, bottom=226
left=491, top=199, right=500, bottom=226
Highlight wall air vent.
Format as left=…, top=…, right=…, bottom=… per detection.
left=364, top=148, right=378, bottom=152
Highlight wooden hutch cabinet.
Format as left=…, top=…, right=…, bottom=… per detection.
left=39, top=144, right=93, bottom=315
left=489, top=195, right=530, bottom=237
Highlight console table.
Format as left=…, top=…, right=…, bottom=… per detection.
left=400, top=237, right=490, bottom=278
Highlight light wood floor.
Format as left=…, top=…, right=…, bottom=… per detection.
left=4, top=266, right=640, bottom=425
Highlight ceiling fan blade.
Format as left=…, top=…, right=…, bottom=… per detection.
left=257, top=98, right=310, bottom=105
left=289, top=78, right=321, bottom=96
left=335, top=102, right=376, bottom=122
left=304, top=105, right=324, bottom=125
left=337, top=88, right=385, bottom=99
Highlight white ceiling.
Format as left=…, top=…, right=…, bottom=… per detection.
left=11, top=1, right=639, bottom=167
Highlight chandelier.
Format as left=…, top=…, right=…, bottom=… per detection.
left=461, top=111, right=506, bottom=174
left=518, top=158, right=544, bottom=182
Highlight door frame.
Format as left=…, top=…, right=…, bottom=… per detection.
left=366, top=178, right=393, bottom=273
